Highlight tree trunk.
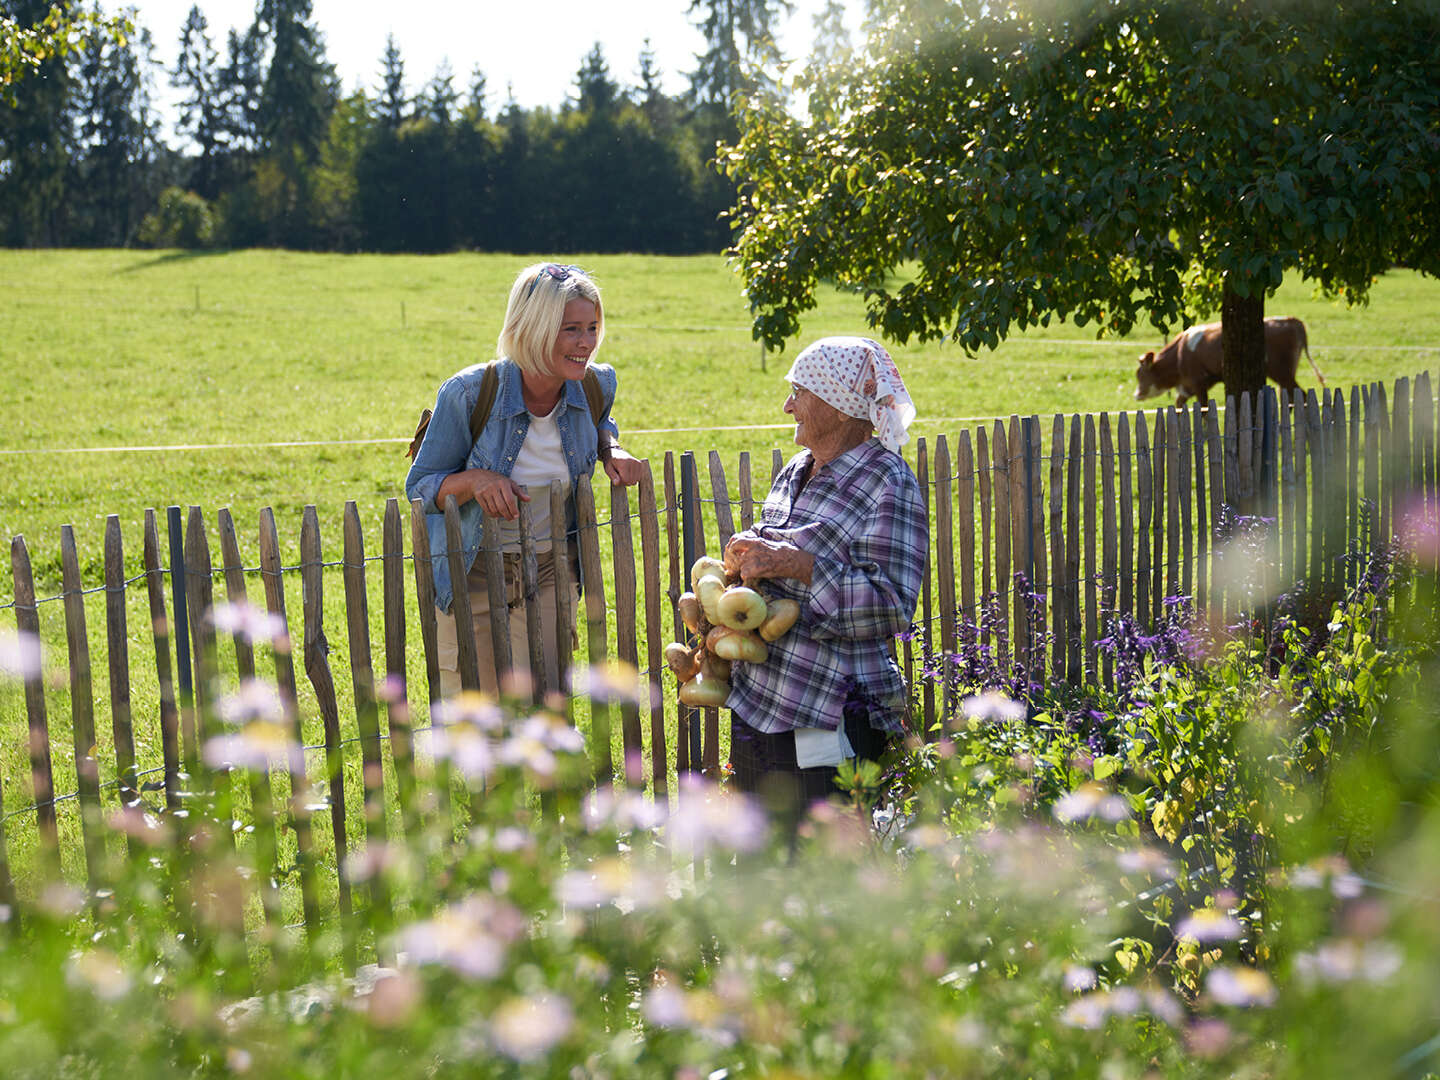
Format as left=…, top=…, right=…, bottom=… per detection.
left=1220, top=274, right=1266, bottom=403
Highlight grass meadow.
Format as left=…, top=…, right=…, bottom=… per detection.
left=0, top=248, right=1437, bottom=887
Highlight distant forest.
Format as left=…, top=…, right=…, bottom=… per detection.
left=0, top=0, right=848, bottom=253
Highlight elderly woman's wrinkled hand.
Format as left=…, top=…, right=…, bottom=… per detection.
left=724, top=533, right=814, bottom=586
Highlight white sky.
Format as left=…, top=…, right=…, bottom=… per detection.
left=123, top=0, right=861, bottom=139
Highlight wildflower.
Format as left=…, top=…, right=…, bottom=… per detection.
left=665, top=776, right=768, bottom=855
left=344, top=842, right=404, bottom=885
left=1053, top=783, right=1131, bottom=824
left=428, top=724, right=495, bottom=782
left=365, top=969, right=422, bottom=1028
left=65, top=948, right=132, bottom=1001
left=204, top=721, right=304, bottom=774
left=215, top=679, right=286, bottom=726
left=1063, top=965, right=1098, bottom=992
left=1176, top=907, right=1244, bottom=944
left=1289, top=856, right=1365, bottom=899
left=559, top=857, right=667, bottom=912
left=569, top=660, right=647, bottom=706
left=375, top=674, right=407, bottom=704
left=1115, top=847, right=1177, bottom=879
left=108, top=806, right=170, bottom=845
left=210, top=602, right=289, bottom=648
left=395, top=896, right=523, bottom=979
left=1185, top=1017, right=1233, bottom=1058
left=583, top=788, right=665, bottom=834
left=490, top=993, right=574, bottom=1062
left=0, top=630, right=42, bottom=681
left=432, top=692, right=504, bottom=732
left=959, top=689, right=1027, bottom=724
left=1205, top=966, right=1276, bottom=1008
left=643, top=984, right=692, bottom=1028
left=1293, top=939, right=1402, bottom=985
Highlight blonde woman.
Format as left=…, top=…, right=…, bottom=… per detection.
left=406, top=263, right=644, bottom=697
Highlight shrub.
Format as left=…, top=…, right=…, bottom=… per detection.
left=135, top=187, right=219, bottom=249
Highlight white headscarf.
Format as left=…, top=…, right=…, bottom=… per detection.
left=784, top=336, right=916, bottom=453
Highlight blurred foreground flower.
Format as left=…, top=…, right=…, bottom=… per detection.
left=1115, top=846, right=1177, bottom=879
left=428, top=724, right=496, bottom=782
left=490, top=993, right=574, bottom=1062
left=569, top=660, right=654, bottom=707
left=216, top=679, right=287, bottom=726
left=1061, top=985, right=1180, bottom=1030
left=1053, top=783, right=1130, bottom=824
left=1293, top=938, right=1402, bottom=985
left=1176, top=907, right=1244, bottom=944
left=396, top=895, right=526, bottom=979
left=1205, top=966, right=1276, bottom=1008
left=65, top=948, right=132, bottom=1001
left=0, top=630, right=42, bottom=682
left=665, top=776, right=768, bottom=855
left=204, top=721, right=304, bottom=773
left=583, top=787, right=666, bottom=834
left=210, top=602, right=289, bottom=649
left=960, top=689, right=1027, bottom=724
left=433, top=692, right=504, bottom=732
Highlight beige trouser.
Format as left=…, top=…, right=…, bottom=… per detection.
left=434, top=548, right=581, bottom=699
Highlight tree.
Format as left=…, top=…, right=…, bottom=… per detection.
left=256, top=0, right=333, bottom=160
left=375, top=32, right=407, bottom=129
left=573, top=42, right=618, bottom=117
left=687, top=0, right=793, bottom=132
left=421, top=58, right=458, bottom=126
left=463, top=64, right=487, bottom=122
left=217, top=21, right=264, bottom=160
left=722, top=0, right=1440, bottom=401
left=172, top=4, right=225, bottom=197
left=69, top=19, right=161, bottom=245
left=633, top=37, right=677, bottom=134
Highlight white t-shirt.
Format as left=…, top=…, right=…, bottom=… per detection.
left=498, top=404, right=569, bottom=553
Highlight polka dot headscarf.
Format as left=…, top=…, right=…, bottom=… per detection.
left=784, top=336, right=916, bottom=454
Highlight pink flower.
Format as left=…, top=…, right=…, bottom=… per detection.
left=0, top=630, right=42, bottom=681
left=215, top=679, right=286, bottom=726
left=203, top=721, right=304, bottom=773
left=666, top=776, right=768, bottom=854
left=1205, top=966, right=1276, bottom=1008
left=210, top=602, right=289, bottom=648
left=433, top=692, right=505, bottom=732
left=1053, top=783, right=1130, bottom=823
left=396, top=896, right=523, bottom=979
left=1176, top=907, right=1244, bottom=943
left=490, top=993, right=573, bottom=1061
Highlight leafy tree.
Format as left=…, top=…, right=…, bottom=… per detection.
left=375, top=32, right=407, bottom=129
left=723, top=0, right=1440, bottom=400
left=172, top=4, right=225, bottom=197
left=0, top=0, right=83, bottom=245
left=0, top=2, right=125, bottom=101
left=311, top=88, right=372, bottom=248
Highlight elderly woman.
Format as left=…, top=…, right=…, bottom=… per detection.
left=406, top=262, right=645, bottom=697
left=723, top=336, right=927, bottom=816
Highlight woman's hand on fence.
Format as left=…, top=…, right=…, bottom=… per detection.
left=603, top=448, right=646, bottom=486
left=725, top=534, right=814, bottom=585
left=439, top=468, right=530, bottom=520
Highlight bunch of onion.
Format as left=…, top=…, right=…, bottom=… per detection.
left=665, top=556, right=799, bottom=707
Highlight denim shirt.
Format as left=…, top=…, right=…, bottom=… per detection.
left=404, top=358, right=619, bottom=613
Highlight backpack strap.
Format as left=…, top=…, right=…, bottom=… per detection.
left=581, top=368, right=614, bottom=462
left=469, top=362, right=500, bottom=445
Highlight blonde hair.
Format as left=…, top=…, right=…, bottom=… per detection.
left=497, top=263, right=605, bottom=375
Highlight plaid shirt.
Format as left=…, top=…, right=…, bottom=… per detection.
left=728, top=438, right=927, bottom=735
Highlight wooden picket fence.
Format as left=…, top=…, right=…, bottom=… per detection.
left=1, top=372, right=1435, bottom=945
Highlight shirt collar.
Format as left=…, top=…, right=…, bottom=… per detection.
left=494, top=359, right=588, bottom=417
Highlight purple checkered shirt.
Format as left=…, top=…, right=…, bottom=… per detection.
left=727, top=438, right=927, bottom=735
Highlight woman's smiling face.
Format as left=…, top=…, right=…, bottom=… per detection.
left=549, top=298, right=599, bottom=380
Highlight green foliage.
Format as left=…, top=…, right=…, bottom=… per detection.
left=0, top=567, right=1436, bottom=1077
left=136, top=186, right=219, bottom=249
left=723, top=0, right=1440, bottom=354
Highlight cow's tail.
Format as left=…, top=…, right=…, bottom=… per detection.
left=1300, top=324, right=1326, bottom=388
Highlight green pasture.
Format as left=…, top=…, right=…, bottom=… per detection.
left=0, top=249, right=1437, bottom=891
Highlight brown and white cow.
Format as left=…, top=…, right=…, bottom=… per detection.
left=1134, top=316, right=1325, bottom=406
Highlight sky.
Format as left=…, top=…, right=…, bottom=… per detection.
left=124, top=0, right=862, bottom=139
